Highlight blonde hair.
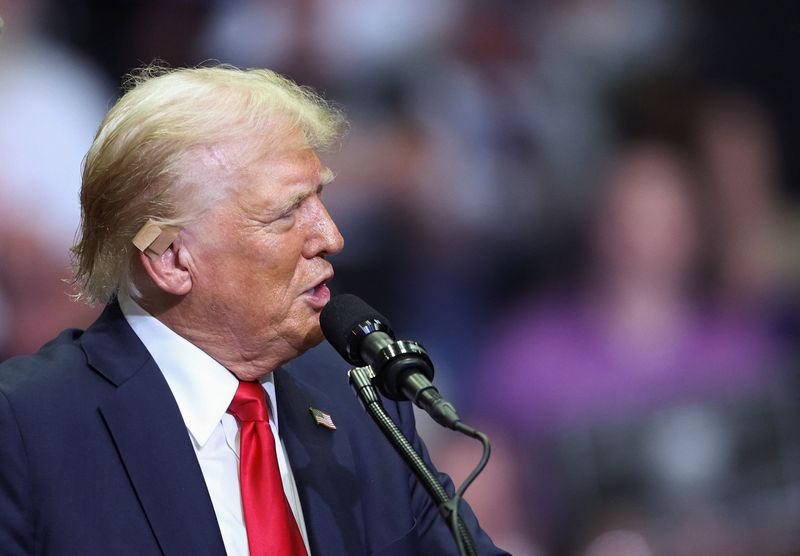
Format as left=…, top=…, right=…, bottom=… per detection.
left=71, top=63, right=346, bottom=304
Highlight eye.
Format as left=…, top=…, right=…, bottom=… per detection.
left=273, top=210, right=296, bottom=225
left=276, top=198, right=305, bottom=222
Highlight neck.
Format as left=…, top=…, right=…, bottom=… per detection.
left=133, top=293, right=287, bottom=381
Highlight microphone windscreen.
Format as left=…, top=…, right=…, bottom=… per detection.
left=320, top=294, right=391, bottom=364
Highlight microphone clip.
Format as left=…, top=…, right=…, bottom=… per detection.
left=370, top=340, right=435, bottom=402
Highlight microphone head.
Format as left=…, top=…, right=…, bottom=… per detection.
left=320, top=294, right=394, bottom=365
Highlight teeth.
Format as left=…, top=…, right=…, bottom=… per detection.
left=305, top=280, right=328, bottom=296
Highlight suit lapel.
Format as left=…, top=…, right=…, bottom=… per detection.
left=275, top=367, right=366, bottom=555
left=84, top=304, right=227, bottom=555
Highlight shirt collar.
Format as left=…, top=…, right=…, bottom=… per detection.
left=118, top=293, right=280, bottom=447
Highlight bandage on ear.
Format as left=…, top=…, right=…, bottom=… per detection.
left=132, top=219, right=181, bottom=259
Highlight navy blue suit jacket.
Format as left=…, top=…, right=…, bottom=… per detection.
left=0, top=303, right=504, bottom=555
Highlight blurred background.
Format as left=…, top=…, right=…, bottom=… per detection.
left=1, top=0, right=799, bottom=554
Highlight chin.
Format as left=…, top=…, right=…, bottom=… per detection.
left=302, top=324, right=325, bottom=349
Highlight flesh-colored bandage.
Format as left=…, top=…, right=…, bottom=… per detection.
left=132, top=219, right=181, bottom=259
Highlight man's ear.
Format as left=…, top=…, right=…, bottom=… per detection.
left=138, top=242, right=193, bottom=296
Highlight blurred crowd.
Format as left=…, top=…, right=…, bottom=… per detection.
left=1, top=0, right=799, bottom=554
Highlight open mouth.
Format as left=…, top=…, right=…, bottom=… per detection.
left=302, top=280, right=332, bottom=309
left=303, top=271, right=333, bottom=302
left=304, top=282, right=327, bottom=297
left=302, top=269, right=334, bottom=308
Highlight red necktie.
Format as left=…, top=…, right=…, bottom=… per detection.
left=227, top=381, right=308, bottom=556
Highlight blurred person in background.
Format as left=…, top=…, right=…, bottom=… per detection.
left=0, top=0, right=108, bottom=357
left=462, top=140, right=795, bottom=555
left=695, top=93, right=800, bottom=344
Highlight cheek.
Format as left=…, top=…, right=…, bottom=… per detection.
left=240, top=243, right=306, bottom=309
left=251, top=243, right=302, bottom=288
left=191, top=221, right=307, bottom=303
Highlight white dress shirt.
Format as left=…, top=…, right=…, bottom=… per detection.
left=119, top=294, right=311, bottom=555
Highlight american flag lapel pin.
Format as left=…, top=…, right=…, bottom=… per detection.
left=309, top=407, right=336, bottom=430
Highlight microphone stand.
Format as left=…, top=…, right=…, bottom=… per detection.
left=348, top=366, right=479, bottom=556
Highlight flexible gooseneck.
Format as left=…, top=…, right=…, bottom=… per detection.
left=348, top=366, right=478, bottom=556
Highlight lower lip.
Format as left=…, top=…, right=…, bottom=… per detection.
left=304, top=283, right=331, bottom=309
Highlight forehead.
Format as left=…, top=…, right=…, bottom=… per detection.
left=216, top=129, right=324, bottom=192
left=242, top=146, right=323, bottom=195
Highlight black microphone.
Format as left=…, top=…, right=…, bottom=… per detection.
left=320, top=294, right=462, bottom=429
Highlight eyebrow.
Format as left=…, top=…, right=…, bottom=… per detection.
left=278, top=167, right=336, bottom=213
left=321, top=167, right=335, bottom=186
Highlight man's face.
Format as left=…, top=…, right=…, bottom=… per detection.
left=180, top=133, right=344, bottom=369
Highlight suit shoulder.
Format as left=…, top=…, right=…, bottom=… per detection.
left=0, top=328, right=89, bottom=396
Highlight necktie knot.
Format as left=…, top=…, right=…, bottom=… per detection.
left=228, top=381, right=269, bottom=422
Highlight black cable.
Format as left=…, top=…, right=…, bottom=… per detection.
left=453, top=422, right=492, bottom=498
left=447, top=421, right=492, bottom=556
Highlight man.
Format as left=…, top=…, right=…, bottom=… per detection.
left=0, top=65, right=504, bottom=555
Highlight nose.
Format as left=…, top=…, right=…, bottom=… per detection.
left=304, top=199, right=344, bottom=258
